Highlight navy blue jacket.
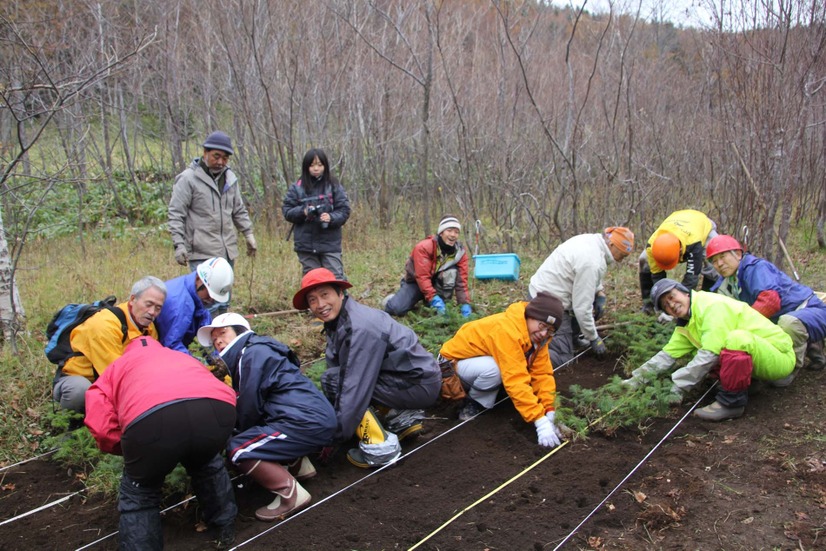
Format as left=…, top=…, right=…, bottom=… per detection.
left=155, top=272, right=211, bottom=354
left=221, top=332, right=337, bottom=437
left=712, top=253, right=813, bottom=322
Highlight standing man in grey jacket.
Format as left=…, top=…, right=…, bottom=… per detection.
left=168, top=131, right=257, bottom=313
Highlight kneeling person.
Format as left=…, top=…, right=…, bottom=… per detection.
left=625, top=279, right=795, bottom=421
left=706, top=235, right=826, bottom=372
left=293, top=268, right=441, bottom=468
left=439, top=292, right=567, bottom=449
left=197, top=313, right=338, bottom=522
left=384, top=215, right=472, bottom=317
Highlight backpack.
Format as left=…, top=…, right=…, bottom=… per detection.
left=45, top=296, right=128, bottom=373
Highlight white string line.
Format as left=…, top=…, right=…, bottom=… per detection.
left=0, top=488, right=87, bottom=528
left=73, top=475, right=246, bottom=551
left=230, top=345, right=594, bottom=550
left=0, top=448, right=58, bottom=473
left=74, top=340, right=600, bottom=550
left=551, top=382, right=718, bottom=551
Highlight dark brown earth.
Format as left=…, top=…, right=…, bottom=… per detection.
left=2, top=355, right=824, bottom=551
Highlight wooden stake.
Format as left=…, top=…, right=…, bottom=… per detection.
left=244, top=309, right=306, bottom=319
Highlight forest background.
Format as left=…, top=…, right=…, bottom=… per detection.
left=1, top=1, right=826, bottom=367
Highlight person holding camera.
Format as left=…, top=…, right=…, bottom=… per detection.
left=282, top=149, right=351, bottom=279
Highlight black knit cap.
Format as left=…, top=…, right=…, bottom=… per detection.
left=525, top=292, right=564, bottom=331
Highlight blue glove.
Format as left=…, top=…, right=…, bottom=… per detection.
left=593, top=294, right=607, bottom=321
left=430, top=296, right=446, bottom=315
left=460, top=304, right=472, bottom=317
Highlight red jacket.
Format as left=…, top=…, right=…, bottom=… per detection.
left=403, top=235, right=470, bottom=303
left=85, top=336, right=236, bottom=455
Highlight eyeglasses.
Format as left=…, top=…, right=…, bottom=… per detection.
left=537, top=321, right=555, bottom=335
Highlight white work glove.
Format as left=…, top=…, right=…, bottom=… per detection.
left=534, top=412, right=562, bottom=448
left=620, top=376, right=640, bottom=390
left=667, top=384, right=684, bottom=405
left=657, top=312, right=674, bottom=324
left=174, top=244, right=189, bottom=266
left=245, top=234, right=258, bottom=258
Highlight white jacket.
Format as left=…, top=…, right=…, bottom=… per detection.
left=528, top=233, right=613, bottom=341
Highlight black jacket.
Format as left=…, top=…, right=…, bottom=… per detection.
left=282, top=179, right=351, bottom=254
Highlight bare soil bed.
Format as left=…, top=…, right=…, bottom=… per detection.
left=2, top=356, right=824, bottom=550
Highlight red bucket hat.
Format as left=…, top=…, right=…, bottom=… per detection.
left=292, top=268, right=352, bottom=310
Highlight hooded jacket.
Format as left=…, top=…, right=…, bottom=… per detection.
left=154, top=272, right=211, bottom=354
left=663, top=290, right=794, bottom=380
left=168, top=159, right=254, bottom=262
left=220, top=332, right=337, bottom=438
left=439, top=302, right=556, bottom=423
left=85, top=337, right=236, bottom=455
left=402, top=235, right=470, bottom=304
left=324, top=297, right=440, bottom=442
left=282, top=179, right=351, bottom=254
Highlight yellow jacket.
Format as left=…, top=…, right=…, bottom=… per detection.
left=439, top=302, right=556, bottom=423
left=646, top=209, right=713, bottom=274
left=62, top=302, right=158, bottom=381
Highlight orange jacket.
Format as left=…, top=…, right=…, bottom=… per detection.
left=439, top=302, right=556, bottom=422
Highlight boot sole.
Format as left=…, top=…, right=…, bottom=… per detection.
left=396, top=423, right=423, bottom=442
left=346, top=448, right=402, bottom=469
left=693, top=407, right=744, bottom=422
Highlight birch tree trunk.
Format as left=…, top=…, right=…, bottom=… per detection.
left=0, top=206, right=24, bottom=353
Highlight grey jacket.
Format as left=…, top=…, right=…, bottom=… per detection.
left=168, top=159, right=254, bottom=262
left=323, top=297, right=441, bottom=442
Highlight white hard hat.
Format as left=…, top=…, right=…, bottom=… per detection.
left=196, top=312, right=251, bottom=347
left=196, top=257, right=234, bottom=303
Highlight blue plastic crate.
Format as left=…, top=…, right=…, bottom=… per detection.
left=473, top=253, right=521, bottom=281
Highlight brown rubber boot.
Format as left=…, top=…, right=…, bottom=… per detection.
left=286, top=456, right=317, bottom=482
left=238, top=460, right=311, bottom=522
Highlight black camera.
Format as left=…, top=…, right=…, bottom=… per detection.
left=303, top=197, right=331, bottom=229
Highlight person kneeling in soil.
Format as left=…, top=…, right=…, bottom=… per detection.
left=85, top=337, right=237, bottom=550
left=383, top=214, right=473, bottom=317
left=438, top=292, right=567, bottom=448
left=706, top=235, right=826, bottom=375
left=623, top=279, right=795, bottom=421
left=196, top=313, right=338, bottom=522
left=292, top=268, right=442, bottom=469
left=528, top=226, right=635, bottom=365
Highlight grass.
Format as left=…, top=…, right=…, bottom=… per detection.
left=3, top=218, right=825, bottom=492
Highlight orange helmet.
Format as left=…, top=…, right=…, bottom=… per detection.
left=651, top=232, right=681, bottom=271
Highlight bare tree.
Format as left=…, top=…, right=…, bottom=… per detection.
left=0, top=8, right=155, bottom=350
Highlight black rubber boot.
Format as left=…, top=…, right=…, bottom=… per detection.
left=806, top=339, right=825, bottom=371
left=118, top=474, right=163, bottom=551
left=189, top=454, right=237, bottom=537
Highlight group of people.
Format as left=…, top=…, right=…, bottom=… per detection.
left=51, top=131, right=825, bottom=550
